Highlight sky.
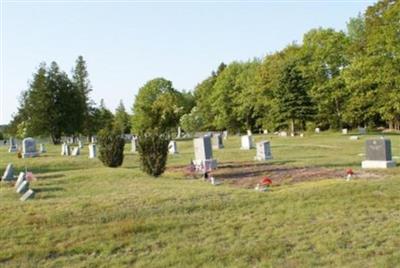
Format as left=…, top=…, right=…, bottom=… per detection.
left=0, top=0, right=377, bottom=125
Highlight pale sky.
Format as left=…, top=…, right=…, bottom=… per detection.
left=0, top=0, right=376, bottom=124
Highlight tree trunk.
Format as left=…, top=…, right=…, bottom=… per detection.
left=290, top=119, right=295, bottom=134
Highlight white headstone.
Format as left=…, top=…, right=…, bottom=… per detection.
left=255, top=141, right=272, bottom=161
left=22, top=138, right=39, bottom=158
left=78, top=140, right=83, bottom=148
left=222, top=130, right=228, bottom=140
left=193, top=136, right=217, bottom=170
left=263, top=129, right=268, bottom=134
left=39, top=144, right=46, bottom=153
left=20, top=189, right=35, bottom=201
left=61, top=143, right=71, bottom=156
left=168, top=140, right=178, bottom=154
left=279, top=131, right=288, bottom=137
left=2, top=163, right=14, bottom=182
left=350, top=136, right=359, bottom=140
left=71, top=147, right=80, bottom=156
left=15, top=172, right=25, bottom=189
left=177, top=126, right=182, bottom=139
left=131, top=137, right=138, bottom=153
left=16, top=180, right=29, bottom=194
left=247, top=130, right=252, bottom=136
left=240, top=135, right=253, bottom=150
left=315, top=128, right=320, bottom=133
left=342, top=128, right=348, bottom=135
left=89, top=144, right=96, bottom=159
left=212, top=134, right=224, bottom=149
left=8, top=137, right=17, bottom=152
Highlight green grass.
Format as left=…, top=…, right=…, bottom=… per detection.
left=1, top=132, right=400, bottom=267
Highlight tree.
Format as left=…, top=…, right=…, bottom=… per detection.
left=113, top=100, right=131, bottom=134
left=98, top=128, right=125, bottom=167
left=179, top=107, right=204, bottom=135
left=131, top=78, right=183, bottom=134
left=98, top=99, right=115, bottom=130
left=72, top=56, right=92, bottom=136
left=274, top=59, right=314, bottom=133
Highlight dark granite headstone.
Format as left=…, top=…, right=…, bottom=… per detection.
left=365, top=139, right=392, bottom=161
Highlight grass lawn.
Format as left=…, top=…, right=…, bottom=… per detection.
left=1, top=132, right=400, bottom=267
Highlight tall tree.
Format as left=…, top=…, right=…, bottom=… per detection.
left=113, top=100, right=131, bottom=134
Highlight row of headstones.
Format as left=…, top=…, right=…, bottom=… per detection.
left=1, top=164, right=35, bottom=201
left=61, top=142, right=97, bottom=158
left=314, top=127, right=367, bottom=135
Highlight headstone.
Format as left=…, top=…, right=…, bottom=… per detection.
left=358, top=127, right=366, bottom=134
left=222, top=130, right=228, bottom=140
left=193, top=136, right=217, bottom=170
left=71, top=147, right=80, bottom=156
left=290, top=133, right=295, bottom=137
left=20, top=189, right=35, bottom=201
left=254, top=141, right=272, bottom=161
left=22, top=138, right=39, bottom=158
left=247, top=130, right=252, bottom=136
left=350, top=136, right=359, bottom=140
left=131, top=137, right=138, bottom=153
left=15, top=172, right=25, bottom=189
left=89, top=144, right=97, bottom=159
left=16, top=180, right=29, bottom=194
left=8, top=137, right=17, bottom=152
left=168, top=140, right=178, bottom=154
left=61, top=143, right=71, bottom=156
left=2, top=163, right=14, bottom=182
left=212, top=134, right=224, bottom=149
left=91, top=136, right=97, bottom=144
left=315, top=128, right=320, bottom=133
left=176, top=126, right=182, bottom=139
left=300, top=133, right=304, bottom=137
left=279, top=131, right=287, bottom=137
left=78, top=140, right=83, bottom=148
left=362, top=139, right=396, bottom=168
left=342, top=128, right=348, bottom=135
left=241, top=135, right=254, bottom=150
left=263, top=129, right=268, bottom=134
left=39, top=144, right=46, bottom=153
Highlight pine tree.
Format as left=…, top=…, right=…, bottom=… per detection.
left=114, top=100, right=131, bottom=134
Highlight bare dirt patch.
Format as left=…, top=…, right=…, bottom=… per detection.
left=168, top=162, right=384, bottom=189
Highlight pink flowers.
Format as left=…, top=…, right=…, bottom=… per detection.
left=26, top=172, right=37, bottom=182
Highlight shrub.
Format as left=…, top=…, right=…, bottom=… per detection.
left=137, top=131, right=170, bottom=177
left=98, top=128, right=125, bottom=167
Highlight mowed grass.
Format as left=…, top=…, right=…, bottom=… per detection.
left=1, top=132, right=400, bottom=267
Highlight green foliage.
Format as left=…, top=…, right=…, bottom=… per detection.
left=97, top=128, right=125, bottom=167
left=137, top=131, right=170, bottom=177
left=179, top=107, right=204, bottom=135
left=113, top=100, right=131, bottom=134
left=0, top=132, right=3, bottom=140
left=132, top=78, right=183, bottom=134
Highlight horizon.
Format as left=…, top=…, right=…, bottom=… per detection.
left=0, top=0, right=376, bottom=124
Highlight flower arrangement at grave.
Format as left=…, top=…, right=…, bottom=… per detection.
left=346, top=168, right=354, bottom=181
left=255, top=176, right=273, bottom=192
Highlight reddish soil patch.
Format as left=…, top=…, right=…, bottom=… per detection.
left=168, top=162, right=383, bottom=189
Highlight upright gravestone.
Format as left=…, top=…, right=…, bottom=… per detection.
left=241, top=135, right=254, bottom=150
left=212, top=134, right=224, bottom=149
left=168, top=140, right=178, bottom=154
left=247, top=130, right=252, bottom=136
left=78, top=140, right=83, bottom=149
left=361, top=139, right=396, bottom=168
left=71, top=147, right=80, bottom=156
left=222, top=130, right=228, bottom=140
left=263, top=129, right=268, bottom=134
left=89, top=144, right=97, bottom=159
left=39, top=144, right=46, bottom=153
left=342, top=128, right=348, bottom=135
left=2, top=163, right=14, bottom=182
left=8, top=137, right=17, bottom=152
left=193, top=136, right=217, bottom=171
left=279, top=131, right=288, bottom=137
left=255, top=141, right=272, bottom=161
left=61, top=143, right=71, bottom=156
left=176, top=126, right=182, bottom=139
left=22, top=138, right=39, bottom=158
left=131, top=137, right=138, bottom=153
left=358, top=127, right=367, bottom=135
left=91, top=136, right=97, bottom=144
left=315, top=128, right=320, bottom=134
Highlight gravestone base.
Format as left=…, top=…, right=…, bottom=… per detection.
left=254, top=155, right=273, bottom=161
left=22, top=152, right=39, bottom=158
left=361, top=160, right=396, bottom=169
left=193, top=159, right=218, bottom=172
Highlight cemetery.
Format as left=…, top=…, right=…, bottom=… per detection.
left=1, top=131, right=400, bottom=266
left=1, top=0, right=400, bottom=266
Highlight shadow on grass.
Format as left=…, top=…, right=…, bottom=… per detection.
left=36, top=174, right=66, bottom=180
left=35, top=187, right=64, bottom=193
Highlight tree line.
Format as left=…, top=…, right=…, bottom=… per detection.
left=5, top=0, right=400, bottom=143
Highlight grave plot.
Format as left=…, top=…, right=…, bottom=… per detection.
left=168, top=161, right=384, bottom=189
